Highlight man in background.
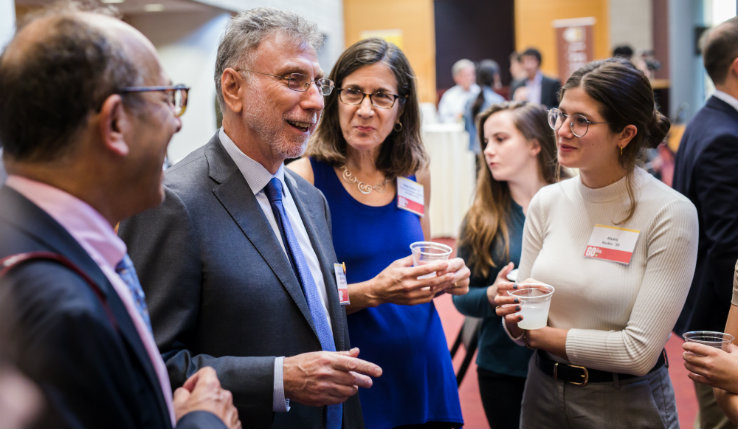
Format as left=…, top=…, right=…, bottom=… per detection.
left=438, top=58, right=479, bottom=123
left=0, top=4, right=239, bottom=428
left=510, top=47, right=561, bottom=108
left=120, top=8, right=381, bottom=428
left=673, top=16, right=738, bottom=429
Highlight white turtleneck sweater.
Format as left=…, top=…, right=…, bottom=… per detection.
left=518, top=167, right=698, bottom=375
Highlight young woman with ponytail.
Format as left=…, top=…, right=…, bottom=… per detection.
left=494, top=58, right=699, bottom=429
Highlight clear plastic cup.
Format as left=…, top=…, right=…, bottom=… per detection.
left=409, top=241, right=452, bottom=279
left=508, top=283, right=555, bottom=330
left=683, top=331, right=735, bottom=351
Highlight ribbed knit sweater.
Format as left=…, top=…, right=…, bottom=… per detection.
left=519, top=167, right=698, bottom=375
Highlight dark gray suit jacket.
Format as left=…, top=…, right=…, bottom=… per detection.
left=510, top=73, right=562, bottom=108
left=119, top=134, right=362, bottom=429
left=673, top=95, right=738, bottom=335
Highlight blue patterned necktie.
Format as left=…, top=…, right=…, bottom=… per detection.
left=264, top=177, right=342, bottom=429
left=115, top=254, right=153, bottom=334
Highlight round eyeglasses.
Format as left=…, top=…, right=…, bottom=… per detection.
left=337, top=87, right=403, bottom=109
left=547, top=108, right=608, bottom=138
left=118, top=84, right=190, bottom=117
left=238, top=69, right=334, bottom=96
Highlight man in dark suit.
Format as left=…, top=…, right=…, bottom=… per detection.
left=119, top=8, right=382, bottom=429
left=510, top=47, right=562, bottom=109
left=0, top=6, right=239, bottom=429
left=673, top=16, right=738, bottom=429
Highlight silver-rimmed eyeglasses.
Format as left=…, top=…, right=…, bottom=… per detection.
left=337, top=87, right=404, bottom=109
left=238, top=69, right=334, bottom=96
left=547, top=108, right=608, bottom=138
left=119, top=84, right=190, bottom=117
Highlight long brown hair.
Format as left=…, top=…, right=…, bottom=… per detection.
left=307, top=38, right=427, bottom=178
left=459, top=101, right=559, bottom=278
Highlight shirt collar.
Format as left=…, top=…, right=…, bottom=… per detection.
left=5, top=175, right=126, bottom=269
left=713, top=90, right=738, bottom=113
left=527, top=71, right=543, bottom=86
left=218, top=127, right=286, bottom=194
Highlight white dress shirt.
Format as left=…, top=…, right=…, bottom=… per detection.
left=218, top=128, right=332, bottom=412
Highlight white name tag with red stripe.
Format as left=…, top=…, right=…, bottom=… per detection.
left=584, top=224, right=640, bottom=265
left=397, top=177, right=424, bottom=217
left=334, top=262, right=349, bottom=305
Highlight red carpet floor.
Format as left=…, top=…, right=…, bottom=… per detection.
left=432, top=238, right=698, bottom=429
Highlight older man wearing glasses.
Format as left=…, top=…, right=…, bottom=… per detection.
left=0, top=4, right=239, bottom=429
left=120, top=8, right=382, bottom=429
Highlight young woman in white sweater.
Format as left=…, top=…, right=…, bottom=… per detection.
left=494, top=58, right=698, bottom=428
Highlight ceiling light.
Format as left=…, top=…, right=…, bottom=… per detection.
left=144, top=3, right=165, bottom=12
left=101, top=0, right=124, bottom=3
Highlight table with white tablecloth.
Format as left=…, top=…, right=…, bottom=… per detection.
left=421, top=122, right=476, bottom=238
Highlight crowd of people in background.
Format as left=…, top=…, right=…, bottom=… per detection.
left=0, top=1, right=736, bottom=429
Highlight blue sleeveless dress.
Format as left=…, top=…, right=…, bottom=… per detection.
left=309, top=158, right=463, bottom=429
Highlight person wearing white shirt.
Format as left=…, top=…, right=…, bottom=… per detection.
left=438, top=59, right=480, bottom=123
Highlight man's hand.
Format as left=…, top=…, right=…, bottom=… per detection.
left=283, top=348, right=382, bottom=406
left=173, top=367, right=241, bottom=429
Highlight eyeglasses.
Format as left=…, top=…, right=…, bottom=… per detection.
left=238, top=69, right=334, bottom=96
left=337, top=87, right=403, bottom=109
left=547, top=108, right=608, bottom=138
left=118, top=84, right=190, bottom=117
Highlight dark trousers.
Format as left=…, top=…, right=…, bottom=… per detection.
left=478, top=367, right=526, bottom=429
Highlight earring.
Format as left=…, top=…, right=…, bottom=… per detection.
left=393, top=121, right=403, bottom=132
left=620, top=146, right=624, bottom=156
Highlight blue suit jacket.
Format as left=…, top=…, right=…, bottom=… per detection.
left=0, top=185, right=224, bottom=429
left=673, top=95, right=738, bottom=334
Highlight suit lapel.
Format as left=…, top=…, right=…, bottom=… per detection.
left=284, top=172, right=348, bottom=350
left=204, top=138, right=317, bottom=336
left=0, top=186, right=171, bottom=423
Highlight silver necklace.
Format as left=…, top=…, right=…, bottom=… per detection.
left=341, top=165, right=389, bottom=195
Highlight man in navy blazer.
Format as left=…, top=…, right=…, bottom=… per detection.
left=0, top=6, right=239, bottom=428
left=119, top=8, right=382, bottom=429
left=510, top=47, right=562, bottom=109
left=673, top=16, right=738, bottom=429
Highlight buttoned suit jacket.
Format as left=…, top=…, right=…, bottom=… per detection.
left=673, top=95, right=738, bottom=335
left=510, top=73, right=562, bottom=108
left=118, top=134, right=363, bottom=429
left=0, top=186, right=223, bottom=429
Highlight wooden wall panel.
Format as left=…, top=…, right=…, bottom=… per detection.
left=344, top=0, right=436, bottom=103
left=515, top=0, right=611, bottom=80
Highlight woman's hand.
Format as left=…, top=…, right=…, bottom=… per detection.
left=486, top=262, right=516, bottom=306
left=683, top=342, right=738, bottom=394
left=433, top=257, right=470, bottom=296
left=368, top=255, right=455, bottom=306
left=493, top=272, right=539, bottom=339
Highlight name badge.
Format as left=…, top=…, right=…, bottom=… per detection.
left=584, top=224, right=640, bottom=265
left=397, top=177, right=424, bottom=217
left=334, top=262, right=349, bottom=305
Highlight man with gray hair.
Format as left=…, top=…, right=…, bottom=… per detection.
left=438, top=58, right=479, bottom=123
left=120, top=8, right=381, bottom=429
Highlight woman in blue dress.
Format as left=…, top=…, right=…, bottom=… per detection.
left=453, top=101, right=561, bottom=428
left=289, top=38, right=470, bottom=429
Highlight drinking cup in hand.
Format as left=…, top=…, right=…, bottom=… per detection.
left=409, top=241, right=452, bottom=280
left=508, top=283, right=555, bottom=330
left=683, top=331, right=735, bottom=351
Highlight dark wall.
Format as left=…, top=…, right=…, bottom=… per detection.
left=434, top=0, right=515, bottom=91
